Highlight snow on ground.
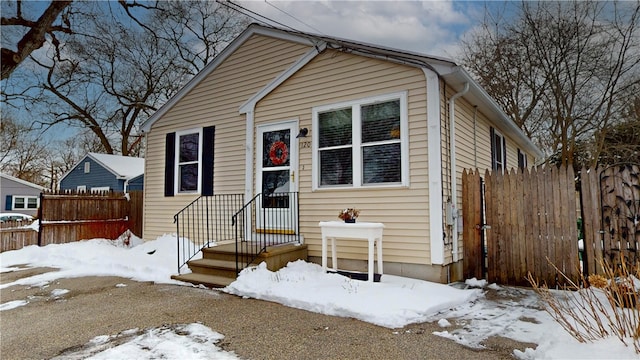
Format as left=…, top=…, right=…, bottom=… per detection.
left=1, top=235, right=638, bottom=359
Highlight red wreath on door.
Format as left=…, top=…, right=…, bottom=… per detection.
left=269, top=141, right=289, bottom=166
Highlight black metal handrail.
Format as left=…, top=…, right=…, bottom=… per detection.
left=174, top=193, right=244, bottom=274
left=232, top=192, right=300, bottom=274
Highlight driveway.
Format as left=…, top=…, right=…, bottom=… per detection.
left=1, top=268, right=531, bottom=359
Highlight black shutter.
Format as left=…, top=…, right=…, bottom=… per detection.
left=490, top=127, right=496, bottom=170
left=201, top=126, right=215, bottom=196
left=164, top=132, right=176, bottom=197
left=5, top=195, right=12, bottom=210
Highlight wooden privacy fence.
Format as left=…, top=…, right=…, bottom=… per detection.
left=1, top=221, right=38, bottom=252
left=463, top=164, right=640, bottom=287
left=1, top=191, right=144, bottom=252
left=37, top=190, right=143, bottom=247
left=582, top=164, right=640, bottom=274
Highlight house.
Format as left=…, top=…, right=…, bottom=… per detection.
left=140, top=24, right=543, bottom=284
left=59, top=153, right=144, bottom=193
left=1, top=173, right=46, bottom=217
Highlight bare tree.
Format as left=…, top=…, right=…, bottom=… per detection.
left=1, top=0, right=73, bottom=80
left=595, top=95, right=640, bottom=165
left=3, top=1, right=248, bottom=156
left=144, top=0, right=248, bottom=75
left=460, top=1, right=640, bottom=166
left=0, top=113, right=50, bottom=185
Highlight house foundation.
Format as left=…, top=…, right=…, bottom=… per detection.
left=308, top=256, right=464, bottom=284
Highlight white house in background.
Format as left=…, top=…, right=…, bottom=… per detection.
left=59, top=153, right=144, bottom=193
left=1, top=173, right=46, bottom=217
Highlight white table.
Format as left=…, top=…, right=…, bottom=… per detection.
left=318, top=221, right=384, bottom=282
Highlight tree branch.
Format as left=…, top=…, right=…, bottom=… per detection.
left=1, top=0, right=73, bottom=80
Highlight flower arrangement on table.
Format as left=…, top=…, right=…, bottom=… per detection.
left=338, top=208, right=360, bottom=223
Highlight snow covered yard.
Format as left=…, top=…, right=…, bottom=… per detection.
left=1, top=234, right=638, bottom=359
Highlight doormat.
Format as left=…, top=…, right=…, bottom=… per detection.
left=328, top=270, right=381, bottom=282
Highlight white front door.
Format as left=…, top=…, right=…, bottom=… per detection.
left=256, top=120, right=298, bottom=234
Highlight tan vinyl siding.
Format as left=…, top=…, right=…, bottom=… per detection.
left=255, top=49, right=432, bottom=265
left=143, top=35, right=311, bottom=239
left=450, top=90, right=535, bottom=262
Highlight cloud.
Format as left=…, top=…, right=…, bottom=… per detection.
left=238, top=0, right=478, bottom=57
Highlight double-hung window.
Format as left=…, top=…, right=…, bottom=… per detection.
left=175, top=129, right=202, bottom=194
left=164, top=126, right=214, bottom=197
left=313, top=92, right=408, bottom=189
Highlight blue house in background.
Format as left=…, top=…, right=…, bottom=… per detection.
left=59, top=153, right=144, bottom=193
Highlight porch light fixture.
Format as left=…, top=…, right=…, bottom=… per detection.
left=296, top=128, right=308, bottom=138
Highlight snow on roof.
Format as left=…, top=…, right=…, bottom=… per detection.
left=88, top=153, right=144, bottom=179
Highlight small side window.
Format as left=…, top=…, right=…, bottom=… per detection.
left=490, top=127, right=506, bottom=172
left=84, top=162, right=90, bottom=173
left=518, top=149, right=528, bottom=169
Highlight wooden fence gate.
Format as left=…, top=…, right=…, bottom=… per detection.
left=462, top=164, right=640, bottom=287
left=586, top=164, right=640, bottom=273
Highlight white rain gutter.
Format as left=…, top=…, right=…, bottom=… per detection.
left=449, top=82, right=469, bottom=262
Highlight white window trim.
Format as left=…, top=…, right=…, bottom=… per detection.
left=91, top=186, right=110, bottom=193
left=12, top=195, right=39, bottom=210
left=84, top=162, right=90, bottom=173
left=174, top=128, right=203, bottom=195
left=492, top=128, right=506, bottom=173
left=312, top=91, right=409, bottom=191
left=77, top=185, right=87, bottom=192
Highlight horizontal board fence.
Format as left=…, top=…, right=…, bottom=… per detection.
left=1, top=191, right=144, bottom=252
left=463, top=164, right=639, bottom=288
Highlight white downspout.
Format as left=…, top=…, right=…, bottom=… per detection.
left=244, top=110, right=254, bottom=204
left=422, top=67, right=445, bottom=265
left=238, top=110, right=254, bottom=242
left=449, top=82, right=469, bottom=262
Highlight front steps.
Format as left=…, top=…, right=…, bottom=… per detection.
left=171, top=242, right=308, bottom=288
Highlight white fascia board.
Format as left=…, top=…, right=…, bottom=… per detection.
left=141, top=24, right=318, bottom=133
left=239, top=43, right=326, bottom=114
left=423, top=68, right=445, bottom=265
left=442, top=67, right=544, bottom=160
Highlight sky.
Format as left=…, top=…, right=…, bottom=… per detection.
left=1, top=231, right=639, bottom=359
left=0, top=0, right=489, bottom=144
left=236, top=0, right=488, bottom=59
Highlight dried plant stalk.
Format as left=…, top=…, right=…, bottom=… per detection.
left=527, top=255, right=640, bottom=353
